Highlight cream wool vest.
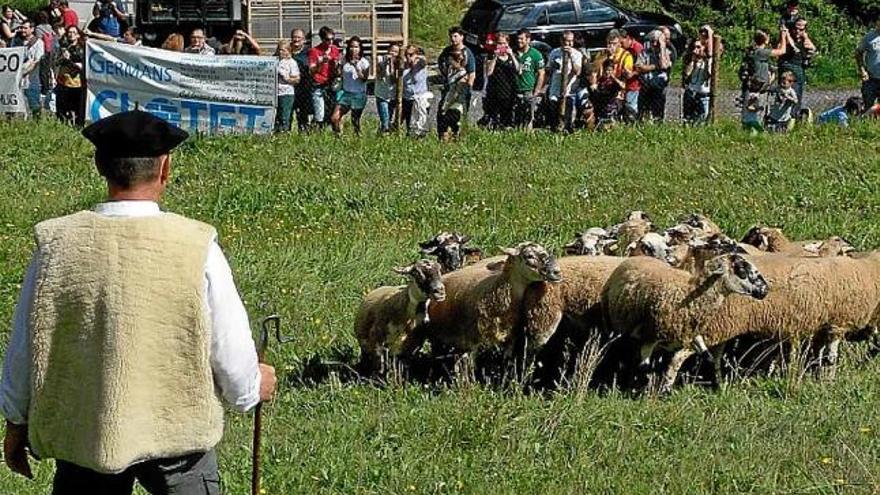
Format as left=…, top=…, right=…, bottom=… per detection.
left=28, top=210, right=225, bottom=474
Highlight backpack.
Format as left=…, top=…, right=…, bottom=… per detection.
left=738, top=47, right=774, bottom=92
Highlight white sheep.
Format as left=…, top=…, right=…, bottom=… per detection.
left=608, top=211, right=654, bottom=254
left=602, top=250, right=770, bottom=392
left=698, top=251, right=880, bottom=378
left=355, top=260, right=446, bottom=375
left=563, top=227, right=617, bottom=256
left=426, top=242, right=562, bottom=355
left=741, top=226, right=854, bottom=257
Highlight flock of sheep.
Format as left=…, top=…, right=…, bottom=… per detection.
left=354, top=212, right=880, bottom=392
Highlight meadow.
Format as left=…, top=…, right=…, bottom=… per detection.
left=1, top=118, right=880, bottom=494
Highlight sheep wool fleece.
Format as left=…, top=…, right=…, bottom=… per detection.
left=27, top=210, right=224, bottom=474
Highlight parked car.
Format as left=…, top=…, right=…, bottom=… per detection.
left=461, top=0, right=685, bottom=87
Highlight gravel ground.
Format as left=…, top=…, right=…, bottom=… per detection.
left=350, top=87, right=858, bottom=131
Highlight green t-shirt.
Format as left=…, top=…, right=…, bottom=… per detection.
left=515, top=47, right=545, bottom=93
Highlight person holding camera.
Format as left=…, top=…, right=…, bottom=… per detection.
left=481, top=32, right=518, bottom=129
left=374, top=42, right=400, bottom=134
left=92, top=0, right=126, bottom=38
left=307, top=25, right=341, bottom=128
left=55, top=25, right=85, bottom=125
left=437, top=27, right=475, bottom=123
left=222, top=29, right=261, bottom=55
left=636, top=30, right=671, bottom=121
left=778, top=16, right=815, bottom=117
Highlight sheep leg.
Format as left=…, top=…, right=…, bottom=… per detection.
left=709, top=343, right=726, bottom=389
left=628, top=340, right=658, bottom=390
left=819, top=336, right=841, bottom=380
left=658, top=348, right=695, bottom=394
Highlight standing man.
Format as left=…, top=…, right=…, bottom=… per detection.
left=544, top=30, right=582, bottom=132
left=59, top=0, right=78, bottom=28
left=307, top=26, right=341, bottom=128
left=437, top=26, right=476, bottom=123
left=513, top=28, right=545, bottom=129
left=636, top=30, right=672, bottom=121
left=290, top=28, right=313, bottom=131
left=1, top=110, right=276, bottom=493
left=620, top=31, right=643, bottom=122
left=778, top=17, right=815, bottom=117
left=186, top=28, right=215, bottom=55
left=16, top=20, right=45, bottom=118
left=92, top=0, right=126, bottom=38
left=856, top=16, right=880, bottom=107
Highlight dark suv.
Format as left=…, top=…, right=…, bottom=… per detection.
left=462, top=0, right=685, bottom=82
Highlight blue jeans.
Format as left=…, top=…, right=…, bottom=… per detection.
left=24, top=85, right=41, bottom=115
left=624, top=90, right=639, bottom=122
left=311, top=87, right=327, bottom=123
left=376, top=98, right=396, bottom=132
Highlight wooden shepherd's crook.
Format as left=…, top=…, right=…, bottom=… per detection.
left=558, top=48, right=570, bottom=131
left=251, top=315, right=290, bottom=495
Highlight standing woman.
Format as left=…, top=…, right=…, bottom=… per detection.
left=374, top=42, right=400, bottom=133
left=55, top=25, right=85, bottom=125
left=330, top=36, right=370, bottom=135
left=482, top=33, right=518, bottom=129
left=275, top=39, right=300, bottom=132
left=1, top=5, right=22, bottom=44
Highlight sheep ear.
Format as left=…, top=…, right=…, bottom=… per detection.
left=459, top=234, right=471, bottom=244
left=420, top=245, right=439, bottom=255
left=500, top=246, right=519, bottom=256
left=418, top=239, right=438, bottom=250
left=392, top=265, right=413, bottom=276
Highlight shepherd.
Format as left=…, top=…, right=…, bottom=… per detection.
left=0, top=110, right=277, bottom=494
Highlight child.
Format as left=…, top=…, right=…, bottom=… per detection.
left=401, top=45, right=431, bottom=137
left=437, top=51, right=468, bottom=141
left=682, top=40, right=711, bottom=124
left=375, top=43, right=400, bottom=133
left=330, top=36, right=370, bottom=135
left=766, top=70, right=798, bottom=131
left=589, top=58, right=624, bottom=128
left=817, top=96, right=863, bottom=127
left=274, top=39, right=300, bottom=132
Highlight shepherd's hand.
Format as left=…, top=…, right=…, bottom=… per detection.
left=259, top=364, right=277, bottom=402
left=3, top=422, right=32, bottom=479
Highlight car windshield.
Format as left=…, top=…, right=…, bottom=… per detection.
left=497, top=5, right=531, bottom=31
left=462, top=0, right=502, bottom=33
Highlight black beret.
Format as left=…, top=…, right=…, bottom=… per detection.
left=82, top=110, right=189, bottom=158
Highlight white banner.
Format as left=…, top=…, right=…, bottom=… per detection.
left=85, top=40, right=277, bottom=134
left=0, top=47, right=26, bottom=114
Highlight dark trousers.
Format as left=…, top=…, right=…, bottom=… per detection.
left=862, top=77, right=880, bottom=107
left=53, top=450, right=219, bottom=495
left=275, top=94, right=295, bottom=132
left=437, top=108, right=462, bottom=137
left=512, top=93, right=537, bottom=128
left=638, top=86, right=667, bottom=121
left=293, top=87, right=312, bottom=131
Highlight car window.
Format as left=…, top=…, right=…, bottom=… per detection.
left=497, top=5, right=532, bottom=31
left=543, top=0, right=577, bottom=25
left=579, top=0, right=618, bottom=23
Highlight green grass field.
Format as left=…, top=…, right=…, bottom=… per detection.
left=2, top=119, right=880, bottom=494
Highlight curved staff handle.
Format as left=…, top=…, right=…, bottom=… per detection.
left=252, top=314, right=281, bottom=495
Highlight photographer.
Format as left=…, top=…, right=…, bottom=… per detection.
left=778, top=16, right=815, bottom=117
left=481, top=32, right=518, bottom=129
left=222, top=29, right=261, bottom=55
left=636, top=30, right=671, bottom=121
left=55, top=25, right=84, bottom=125
left=2, top=6, right=25, bottom=44
left=92, top=0, right=127, bottom=38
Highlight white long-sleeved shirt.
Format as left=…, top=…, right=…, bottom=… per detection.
left=0, top=201, right=262, bottom=424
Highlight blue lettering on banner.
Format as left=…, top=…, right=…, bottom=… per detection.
left=88, top=50, right=173, bottom=83
left=90, top=90, right=270, bottom=132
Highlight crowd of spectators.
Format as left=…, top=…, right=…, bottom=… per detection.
left=3, top=0, right=880, bottom=137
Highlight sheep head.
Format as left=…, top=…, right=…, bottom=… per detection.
left=664, top=223, right=700, bottom=246
left=741, top=226, right=787, bottom=252
left=702, top=253, right=769, bottom=300
left=393, top=259, right=446, bottom=302
left=625, top=232, right=677, bottom=265
left=802, top=236, right=855, bottom=257
left=500, top=242, right=563, bottom=283
left=680, top=213, right=721, bottom=235
left=564, top=227, right=613, bottom=256
left=419, top=232, right=482, bottom=273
